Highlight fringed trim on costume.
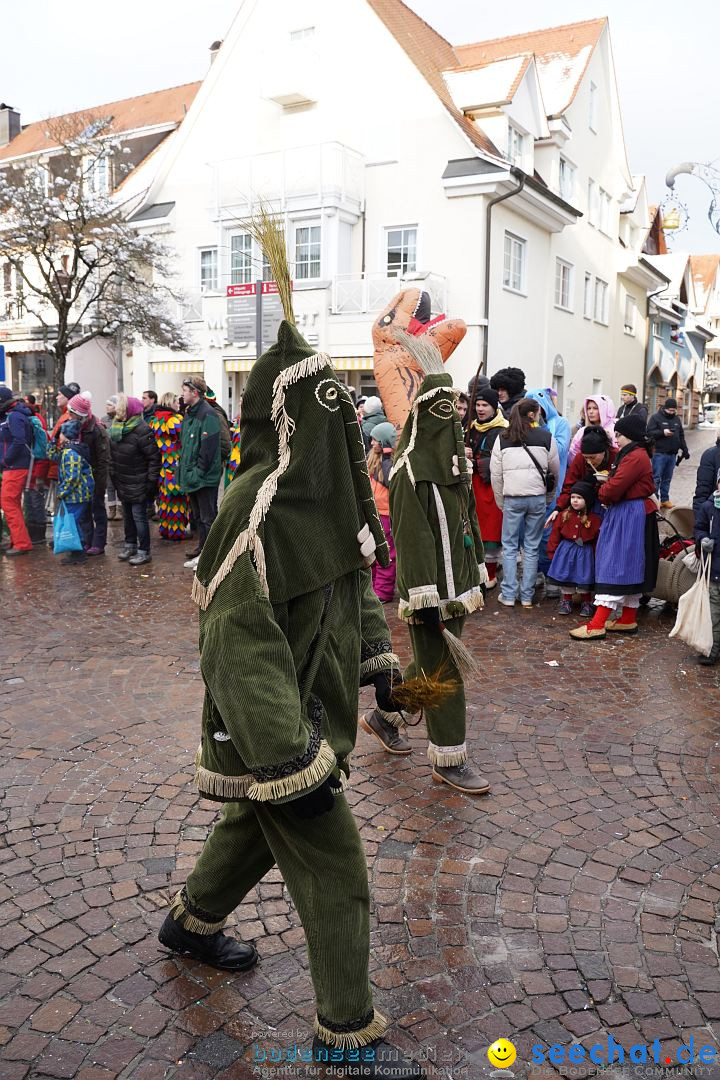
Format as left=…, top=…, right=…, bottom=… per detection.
left=314, top=1008, right=389, bottom=1050
left=427, top=741, right=468, bottom=767
left=439, top=585, right=485, bottom=619
left=359, top=651, right=400, bottom=680
left=398, top=585, right=441, bottom=619
left=377, top=706, right=404, bottom=730
left=332, top=770, right=349, bottom=795
left=169, top=889, right=227, bottom=935
left=191, top=530, right=269, bottom=609
left=389, top=384, right=449, bottom=488
left=194, top=752, right=253, bottom=801
left=246, top=739, right=336, bottom=802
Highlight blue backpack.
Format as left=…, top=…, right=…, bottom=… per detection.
left=28, top=415, right=48, bottom=460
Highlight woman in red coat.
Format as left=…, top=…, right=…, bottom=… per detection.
left=466, top=387, right=507, bottom=588
left=570, top=413, right=658, bottom=640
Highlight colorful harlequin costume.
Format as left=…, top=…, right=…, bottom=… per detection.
left=162, top=320, right=415, bottom=1054
left=224, top=418, right=241, bottom=484
left=389, top=333, right=488, bottom=786
left=149, top=406, right=189, bottom=540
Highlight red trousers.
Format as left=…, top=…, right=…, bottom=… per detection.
left=1, top=469, right=33, bottom=551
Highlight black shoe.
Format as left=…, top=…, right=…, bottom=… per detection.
left=312, top=1037, right=423, bottom=1078
left=157, top=912, right=258, bottom=972
left=184, top=546, right=202, bottom=558
left=698, top=653, right=719, bottom=667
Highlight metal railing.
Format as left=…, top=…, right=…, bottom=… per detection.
left=330, top=272, right=447, bottom=316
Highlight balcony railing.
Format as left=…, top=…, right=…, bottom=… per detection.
left=330, top=272, right=446, bottom=316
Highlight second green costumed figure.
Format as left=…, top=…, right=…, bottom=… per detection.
left=389, top=333, right=491, bottom=796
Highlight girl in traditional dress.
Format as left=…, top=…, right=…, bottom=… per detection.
left=570, top=413, right=659, bottom=640
left=547, top=481, right=601, bottom=617
left=149, top=392, right=189, bottom=541
left=466, top=387, right=508, bottom=589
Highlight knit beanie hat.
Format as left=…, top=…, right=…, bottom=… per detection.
left=580, top=426, right=611, bottom=454
left=362, top=396, right=383, bottom=418
left=105, top=394, right=118, bottom=407
left=664, top=397, right=678, bottom=409
left=0, top=386, right=14, bottom=405
left=370, top=422, right=397, bottom=449
left=621, top=384, right=637, bottom=395
left=467, top=374, right=490, bottom=397
left=569, top=480, right=595, bottom=508
left=475, top=387, right=500, bottom=411
left=67, top=393, right=91, bottom=418
left=191, top=320, right=389, bottom=611
left=614, top=413, right=647, bottom=443
left=126, top=397, right=144, bottom=418
left=60, top=419, right=81, bottom=441
left=489, top=366, right=525, bottom=397
left=59, top=382, right=81, bottom=399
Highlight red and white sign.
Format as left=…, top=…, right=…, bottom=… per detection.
left=226, top=281, right=289, bottom=298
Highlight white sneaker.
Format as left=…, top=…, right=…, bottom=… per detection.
left=497, top=595, right=515, bottom=607
left=184, top=555, right=200, bottom=570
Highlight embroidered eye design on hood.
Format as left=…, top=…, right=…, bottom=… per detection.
left=314, top=378, right=342, bottom=412
left=428, top=399, right=455, bottom=421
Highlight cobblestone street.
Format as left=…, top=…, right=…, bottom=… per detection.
left=1, top=427, right=719, bottom=1080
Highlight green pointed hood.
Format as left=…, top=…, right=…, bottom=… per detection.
left=390, top=373, right=470, bottom=488
left=192, top=321, right=388, bottom=608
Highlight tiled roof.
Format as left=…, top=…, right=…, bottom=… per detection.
left=455, top=17, right=606, bottom=117
left=444, top=54, right=533, bottom=111
left=365, top=0, right=500, bottom=157
left=690, top=255, right=720, bottom=308
left=0, top=82, right=201, bottom=162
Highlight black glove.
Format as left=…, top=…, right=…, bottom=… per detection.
left=287, top=777, right=339, bottom=820
left=415, top=606, right=441, bottom=628
left=373, top=669, right=403, bottom=712
left=684, top=451, right=690, bottom=461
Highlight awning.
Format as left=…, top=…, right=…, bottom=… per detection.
left=151, top=359, right=204, bottom=373
left=225, top=359, right=254, bottom=372
left=225, top=356, right=374, bottom=373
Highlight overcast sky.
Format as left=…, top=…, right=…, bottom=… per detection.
left=6, top=0, right=719, bottom=253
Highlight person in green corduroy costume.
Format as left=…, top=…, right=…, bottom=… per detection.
left=157, top=320, right=423, bottom=1080
left=388, top=332, right=490, bottom=796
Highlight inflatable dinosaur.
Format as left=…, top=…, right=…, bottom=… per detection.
left=372, top=288, right=467, bottom=429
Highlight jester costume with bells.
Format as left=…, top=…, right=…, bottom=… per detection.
left=158, top=321, right=422, bottom=1079
left=389, top=334, right=490, bottom=796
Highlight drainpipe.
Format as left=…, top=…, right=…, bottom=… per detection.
left=469, top=169, right=526, bottom=415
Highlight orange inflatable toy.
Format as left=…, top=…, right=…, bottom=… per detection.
left=372, top=288, right=467, bottom=429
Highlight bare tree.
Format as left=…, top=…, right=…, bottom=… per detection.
left=0, top=112, right=192, bottom=390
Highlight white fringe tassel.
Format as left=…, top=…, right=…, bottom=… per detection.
left=359, top=652, right=400, bottom=680
left=246, top=739, right=336, bottom=802
left=427, top=741, right=468, bottom=767
left=314, top=1009, right=389, bottom=1050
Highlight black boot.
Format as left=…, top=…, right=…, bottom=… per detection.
left=312, top=1037, right=423, bottom=1078
left=158, top=913, right=258, bottom=972
left=699, top=652, right=720, bottom=667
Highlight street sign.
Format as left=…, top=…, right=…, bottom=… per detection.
left=0, top=344, right=5, bottom=381
left=226, top=281, right=287, bottom=349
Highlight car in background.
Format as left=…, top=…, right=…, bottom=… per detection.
left=699, top=403, right=720, bottom=427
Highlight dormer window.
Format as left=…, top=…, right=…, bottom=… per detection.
left=506, top=125, right=525, bottom=168
left=558, top=157, right=575, bottom=202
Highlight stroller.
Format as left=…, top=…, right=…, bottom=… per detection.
left=648, top=506, right=697, bottom=606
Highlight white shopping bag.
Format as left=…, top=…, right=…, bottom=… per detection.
left=669, top=552, right=714, bottom=656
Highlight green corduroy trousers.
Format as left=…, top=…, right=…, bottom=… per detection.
left=182, top=793, right=374, bottom=1029
left=406, top=615, right=467, bottom=758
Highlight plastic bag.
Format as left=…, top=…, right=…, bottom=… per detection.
left=669, top=553, right=714, bottom=656
left=53, top=503, right=83, bottom=555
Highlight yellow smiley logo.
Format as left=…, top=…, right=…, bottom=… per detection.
left=487, top=1039, right=517, bottom=1068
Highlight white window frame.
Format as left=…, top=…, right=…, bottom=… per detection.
left=293, top=220, right=322, bottom=281
left=199, top=247, right=219, bottom=293
left=589, top=81, right=598, bottom=132
left=558, top=156, right=575, bottom=203
left=624, top=292, right=637, bottom=335
left=652, top=320, right=663, bottom=339
left=503, top=230, right=527, bottom=295
left=230, top=232, right=253, bottom=286
left=506, top=124, right=525, bottom=168
left=583, top=272, right=593, bottom=319
left=599, top=189, right=612, bottom=236
left=385, top=225, right=417, bottom=278
left=554, top=258, right=574, bottom=312
left=29, top=163, right=49, bottom=196
left=588, top=179, right=599, bottom=227
left=593, top=277, right=609, bottom=325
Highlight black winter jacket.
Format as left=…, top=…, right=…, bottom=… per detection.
left=647, top=409, right=688, bottom=456
left=693, top=438, right=720, bottom=521
left=109, top=418, right=161, bottom=504
left=616, top=399, right=649, bottom=424
left=81, top=416, right=110, bottom=493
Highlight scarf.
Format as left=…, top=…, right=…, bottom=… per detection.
left=109, top=415, right=142, bottom=442
left=469, top=409, right=508, bottom=436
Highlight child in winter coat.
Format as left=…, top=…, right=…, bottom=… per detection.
left=367, top=421, right=397, bottom=602
left=547, top=481, right=601, bottom=617
left=54, top=420, right=95, bottom=561
left=694, top=483, right=720, bottom=666
left=568, top=395, right=617, bottom=461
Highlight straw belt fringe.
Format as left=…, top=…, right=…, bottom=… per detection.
left=314, top=1009, right=389, bottom=1050
left=427, top=741, right=468, bottom=767
left=377, top=706, right=405, bottom=730
left=359, top=651, right=400, bottom=680
left=246, top=739, right=336, bottom=801
left=389, top=384, right=448, bottom=487
left=169, top=889, right=227, bottom=935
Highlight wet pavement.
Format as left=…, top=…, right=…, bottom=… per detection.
left=1, top=427, right=719, bottom=1080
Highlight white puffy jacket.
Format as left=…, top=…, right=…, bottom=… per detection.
left=490, top=428, right=560, bottom=508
